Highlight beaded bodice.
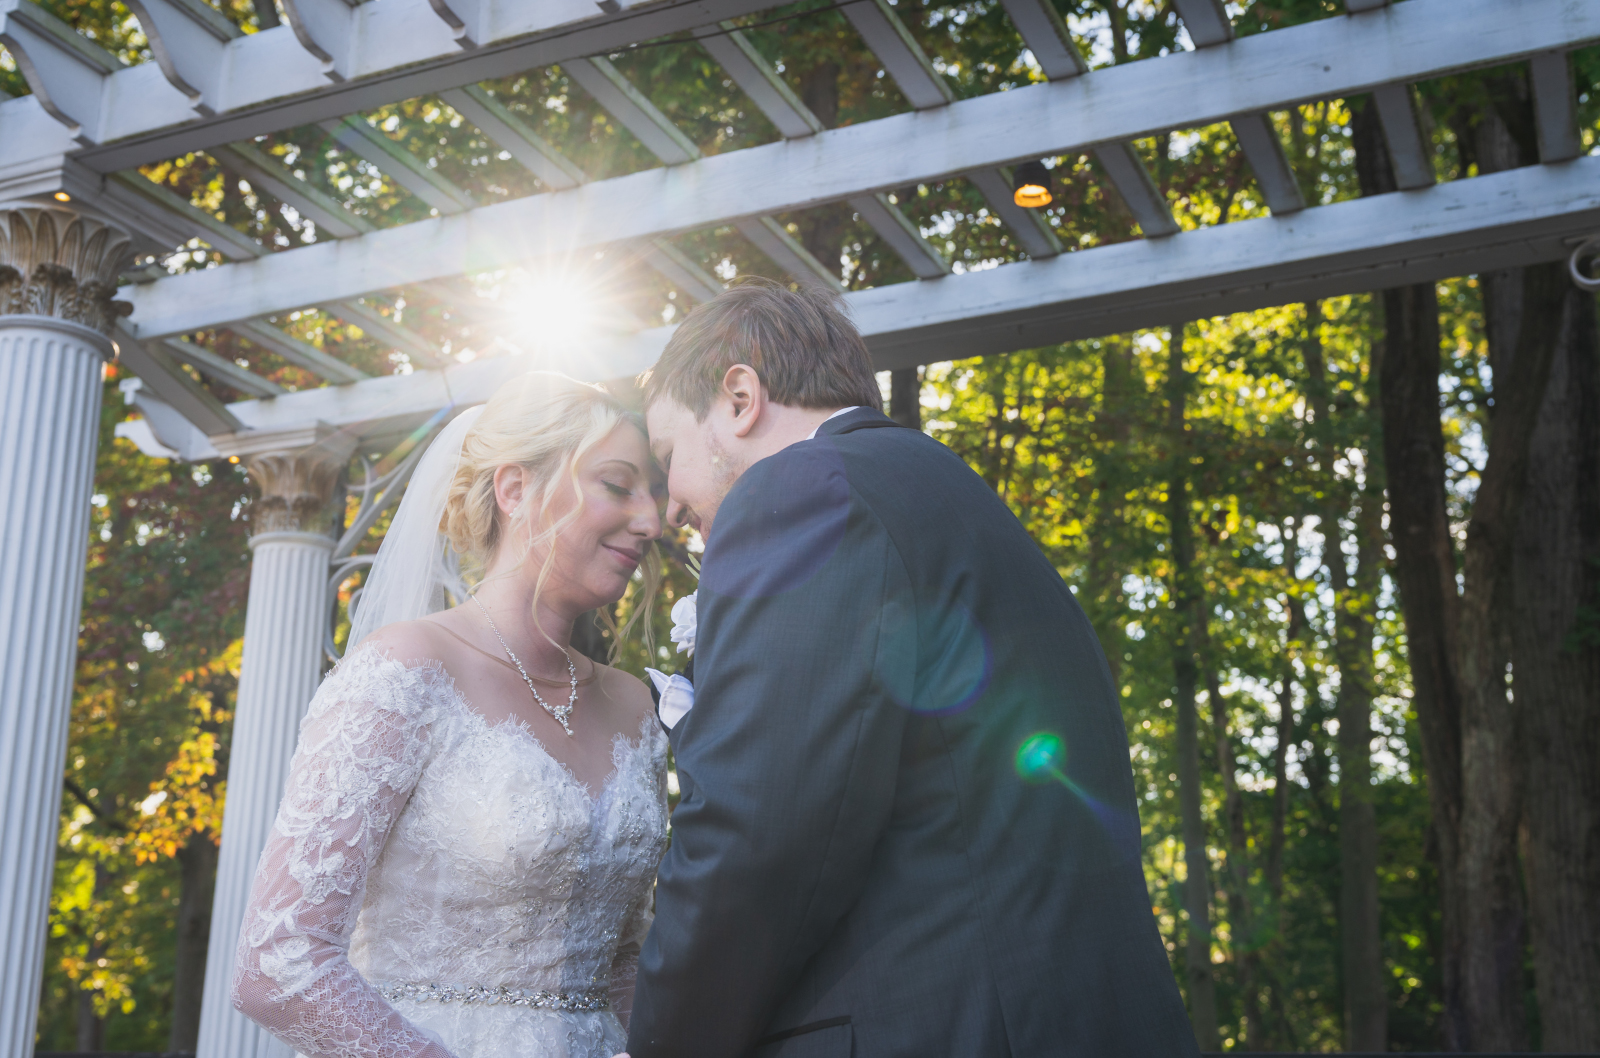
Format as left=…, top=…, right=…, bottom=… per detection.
left=232, top=646, right=669, bottom=1058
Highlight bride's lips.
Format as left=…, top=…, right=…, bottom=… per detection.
left=604, top=544, right=642, bottom=568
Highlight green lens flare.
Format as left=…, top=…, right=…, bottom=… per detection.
left=1015, top=732, right=1066, bottom=782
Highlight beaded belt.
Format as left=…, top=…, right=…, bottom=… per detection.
left=378, top=981, right=609, bottom=1013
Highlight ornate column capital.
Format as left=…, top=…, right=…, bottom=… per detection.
left=0, top=205, right=135, bottom=336
left=235, top=428, right=358, bottom=537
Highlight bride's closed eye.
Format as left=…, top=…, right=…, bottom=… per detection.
left=602, top=480, right=634, bottom=498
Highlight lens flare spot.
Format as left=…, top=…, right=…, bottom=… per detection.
left=1015, top=731, right=1066, bottom=784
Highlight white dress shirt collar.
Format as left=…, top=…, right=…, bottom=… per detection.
left=807, top=406, right=863, bottom=441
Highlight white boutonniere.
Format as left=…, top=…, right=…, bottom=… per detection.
left=669, top=592, right=697, bottom=657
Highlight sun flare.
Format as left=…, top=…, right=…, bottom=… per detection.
left=499, top=273, right=603, bottom=352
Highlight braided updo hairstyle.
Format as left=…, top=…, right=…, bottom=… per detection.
left=441, top=372, right=657, bottom=656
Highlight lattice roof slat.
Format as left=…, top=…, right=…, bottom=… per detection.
left=2, top=0, right=1594, bottom=458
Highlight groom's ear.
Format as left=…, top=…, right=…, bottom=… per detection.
left=720, top=364, right=766, bottom=439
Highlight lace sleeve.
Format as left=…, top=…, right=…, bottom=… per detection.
left=609, top=892, right=653, bottom=1031
left=231, top=651, right=455, bottom=1058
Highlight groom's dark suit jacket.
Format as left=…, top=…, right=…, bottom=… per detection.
left=628, top=409, right=1196, bottom=1058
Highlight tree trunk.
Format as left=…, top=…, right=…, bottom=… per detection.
left=1267, top=553, right=1303, bottom=911
left=1354, top=95, right=1476, bottom=1048
left=77, top=861, right=109, bottom=1050
left=1512, top=283, right=1600, bottom=1051
left=1360, top=78, right=1568, bottom=1047
left=170, top=832, right=219, bottom=1052
left=1206, top=658, right=1261, bottom=1049
left=889, top=368, right=920, bottom=429
left=1448, top=254, right=1571, bottom=1051
left=1461, top=69, right=1600, bottom=1052
left=793, top=63, right=847, bottom=278
left=1337, top=491, right=1389, bottom=1051
left=75, top=981, right=105, bottom=1052
left=1303, top=301, right=1389, bottom=1050
left=1082, top=339, right=1138, bottom=690
left=1166, top=325, right=1219, bottom=1051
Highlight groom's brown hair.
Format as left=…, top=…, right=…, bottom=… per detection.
left=642, top=276, right=883, bottom=419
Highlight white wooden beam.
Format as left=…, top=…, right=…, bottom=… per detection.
left=164, top=338, right=287, bottom=397
left=1530, top=50, right=1581, bottom=163
left=735, top=216, right=842, bottom=289
left=113, top=323, right=244, bottom=434
left=859, top=154, right=1600, bottom=366
left=320, top=115, right=476, bottom=213
left=564, top=56, right=701, bottom=165
left=24, top=0, right=781, bottom=175
left=438, top=81, right=721, bottom=300
left=1170, top=0, right=1305, bottom=216
left=1170, top=0, right=1231, bottom=48
left=840, top=0, right=1058, bottom=272
left=564, top=51, right=841, bottom=288
left=438, top=85, right=584, bottom=190
left=103, top=170, right=267, bottom=259
left=1370, top=82, right=1435, bottom=189
left=692, top=23, right=822, bottom=139
left=1229, top=111, right=1305, bottom=214
left=118, top=0, right=1600, bottom=336
left=1, top=0, right=1583, bottom=181
left=209, top=141, right=374, bottom=237
left=692, top=19, right=949, bottom=277
left=122, top=0, right=239, bottom=115
left=998, top=0, right=1085, bottom=81
left=849, top=193, right=948, bottom=278
left=843, top=0, right=953, bottom=111
left=992, top=0, right=1106, bottom=255
left=1094, top=143, right=1180, bottom=237
left=224, top=327, right=674, bottom=438
left=322, top=300, right=446, bottom=368
left=964, top=166, right=1061, bottom=259
left=207, top=156, right=1600, bottom=439
left=0, top=0, right=120, bottom=143
left=642, top=242, right=724, bottom=304
left=998, top=0, right=1178, bottom=237
left=279, top=0, right=369, bottom=83
left=232, top=319, right=370, bottom=383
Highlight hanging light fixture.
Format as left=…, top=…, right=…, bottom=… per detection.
left=53, top=191, right=72, bottom=202
left=1012, top=160, right=1053, bottom=208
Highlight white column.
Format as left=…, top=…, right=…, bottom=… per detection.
left=197, top=441, right=350, bottom=1058
left=0, top=207, right=132, bottom=1056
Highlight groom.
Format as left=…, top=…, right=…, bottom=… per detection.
left=627, top=279, right=1196, bottom=1057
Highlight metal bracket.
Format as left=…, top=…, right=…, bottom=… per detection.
left=325, top=403, right=456, bottom=660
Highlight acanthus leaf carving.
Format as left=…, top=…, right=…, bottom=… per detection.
left=0, top=207, right=135, bottom=334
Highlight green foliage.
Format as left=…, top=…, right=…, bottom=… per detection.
left=922, top=294, right=1446, bottom=1050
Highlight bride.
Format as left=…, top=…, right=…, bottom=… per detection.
left=231, top=374, right=669, bottom=1058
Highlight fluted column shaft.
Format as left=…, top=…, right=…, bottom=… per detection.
left=197, top=443, right=347, bottom=1058
left=0, top=315, right=112, bottom=1057
left=0, top=203, right=131, bottom=1058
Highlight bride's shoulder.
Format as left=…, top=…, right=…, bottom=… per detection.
left=333, top=620, right=460, bottom=696
left=356, top=618, right=452, bottom=665
left=591, top=663, right=656, bottom=726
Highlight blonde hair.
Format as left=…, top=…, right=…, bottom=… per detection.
left=441, top=372, right=657, bottom=658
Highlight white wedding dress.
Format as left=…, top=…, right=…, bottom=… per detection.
left=231, top=644, right=669, bottom=1058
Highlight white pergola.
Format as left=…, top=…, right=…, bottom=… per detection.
left=0, top=0, right=1595, bottom=1052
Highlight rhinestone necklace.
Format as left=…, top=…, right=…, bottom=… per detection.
left=471, top=595, right=578, bottom=736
